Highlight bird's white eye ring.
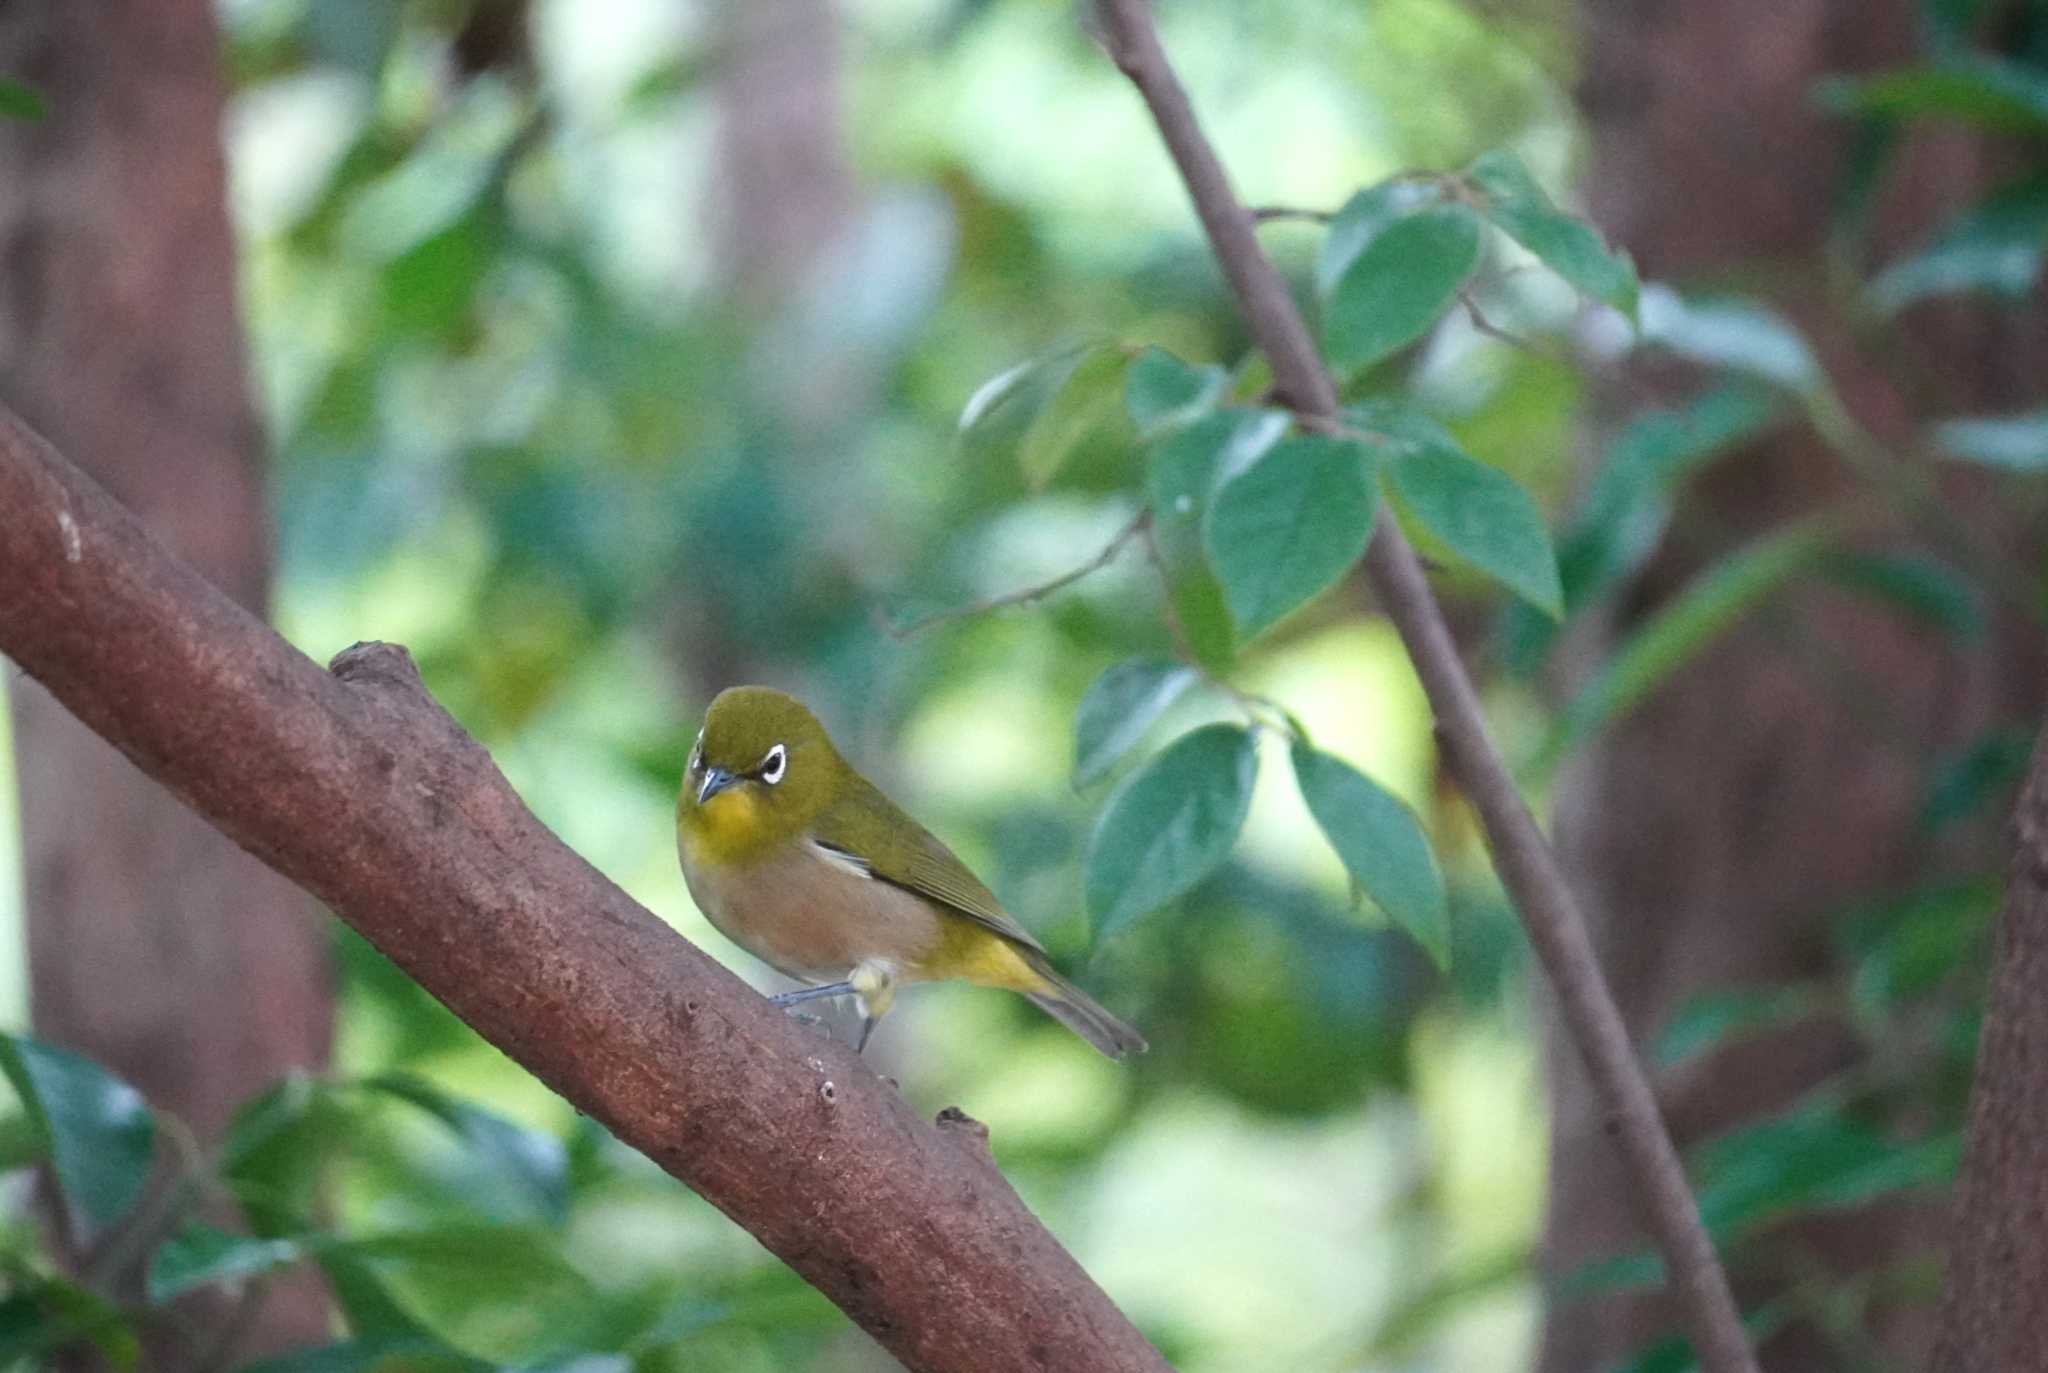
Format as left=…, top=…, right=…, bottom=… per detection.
left=760, top=743, right=787, bottom=785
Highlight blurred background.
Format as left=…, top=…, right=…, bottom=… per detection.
left=0, top=0, right=2044, bottom=1369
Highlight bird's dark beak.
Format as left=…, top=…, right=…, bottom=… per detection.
left=696, top=766, right=737, bottom=805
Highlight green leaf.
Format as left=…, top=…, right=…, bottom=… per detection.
left=1358, top=402, right=1562, bottom=615
left=1932, top=408, right=2048, bottom=471
left=354, top=1227, right=611, bottom=1365
left=1145, top=409, right=1291, bottom=670
left=0, top=1034, right=154, bottom=1234
left=1819, top=550, right=1984, bottom=639
left=1125, top=346, right=1228, bottom=439
left=1324, top=204, right=1482, bottom=373
left=1290, top=743, right=1448, bottom=966
left=1818, top=54, right=2048, bottom=133
left=148, top=1223, right=315, bottom=1304
left=362, top=1075, right=570, bottom=1226
left=1204, top=434, right=1378, bottom=637
left=0, top=1280, right=137, bottom=1368
left=1922, top=728, right=2035, bottom=831
left=1871, top=174, right=2048, bottom=312
left=1638, top=287, right=1820, bottom=392
left=1317, top=178, right=1446, bottom=295
left=1073, top=659, right=1199, bottom=789
left=957, top=342, right=1094, bottom=466
left=0, top=80, right=47, bottom=121
left=1842, top=877, right=1999, bottom=1014
left=1653, top=986, right=1828, bottom=1068
left=1146, top=409, right=1292, bottom=528
left=238, top=1336, right=487, bottom=1373
left=1537, top=515, right=1840, bottom=773
left=1693, top=1107, right=1959, bottom=1235
left=1018, top=343, right=1132, bottom=488
left=1465, top=150, right=1639, bottom=318
left=1085, top=724, right=1259, bottom=940
left=1502, top=383, right=1786, bottom=673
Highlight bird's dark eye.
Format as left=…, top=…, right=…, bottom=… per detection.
left=760, top=743, right=787, bottom=785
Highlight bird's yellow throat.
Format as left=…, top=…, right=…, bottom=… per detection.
left=678, top=787, right=773, bottom=866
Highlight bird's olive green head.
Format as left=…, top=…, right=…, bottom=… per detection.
left=679, top=687, right=846, bottom=852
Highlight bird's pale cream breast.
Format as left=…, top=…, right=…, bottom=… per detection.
left=679, top=832, right=946, bottom=986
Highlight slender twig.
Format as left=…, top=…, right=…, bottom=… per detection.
left=81, top=1114, right=207, bottom=1292
left=1458, top=289, right=1550, bottom=357
left=1249, top=205, right=1334, bottom=225
left=1090, top=4, right=1759, bottom=1370
left=878, top=510, right=1150, bottom=640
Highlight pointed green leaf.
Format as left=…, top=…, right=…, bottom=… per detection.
left=1324, top=204, right=1482, bottom=373
left=0, top=1034, right=154, bottom=1234
left=354, top=1227, right=608, bottom=1365
left=1932, top=408, right=2048, bottom=471
left=362, top=1075, right=569, bottom=1226
left=1290, top=743, right=1447, bottom=966
left=1019, top=343, right=1132, bottom=488
left=1125, top=346, right=1228, bottom=439
left=1317, top=178, right=1446, bottom=296
left=1357, top=402, right=1562, bottom=615
left=1086, top=724, right=1258, bottom=939
left=957, top=342, right=1095, bottom=468
left=1818, top=54, right=2048, bottom=133
left=1466, top=150, right=1639, bottom=319
left=1639, top=287, right=1820, bottom=392
left=1871, top=174, right=2048, bottom=312
left=1145, top=409, right=1290, bottom=670
left=1203, top=434, right=1378, bottom=637
left=1536, top=514, right=1841, bottom=774
left=1146, top=408, right=1292, bottom=528
left=148, top=1223, right=316, bottom=1304
left=1653, top=987, right=1827, bottom=1068
left=1820, top=550, right=1984, bottom=639
left=1502, top=382, right=1786, bottom=673
left=1073, top=659, right=1199, bottom=788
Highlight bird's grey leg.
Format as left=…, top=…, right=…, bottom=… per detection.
left=770, top=980, right=856, bottom=1009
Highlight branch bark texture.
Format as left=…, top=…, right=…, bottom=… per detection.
left=1089, top=4, right=1757, bottom=1370
left=0, top=404, right=1168, bottom=1373
left=1932, top=723, right=2048, bottom=1370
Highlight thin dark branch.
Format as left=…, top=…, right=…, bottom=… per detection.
left=1458, top=289, right=1549, bottom=357
left=879, top=509, right=1149, bottom=640
left=0, top=404, right=1169, bottom=1373
left=1089, top=3, right=1759, bottom=1370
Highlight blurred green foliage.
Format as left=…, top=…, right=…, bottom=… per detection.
left=0, top=0, right=2044, bottom=1368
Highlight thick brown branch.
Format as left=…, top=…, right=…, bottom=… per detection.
left=1090, top=3, right=1758, bottom=1370
left=0, top=404, right=1168, bottom=1373
left=1931, top=724, right=2048, bottom=1371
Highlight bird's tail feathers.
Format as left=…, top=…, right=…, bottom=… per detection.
left=1023, top=956, right=1147, bottom=1059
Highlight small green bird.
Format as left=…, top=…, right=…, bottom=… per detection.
left=676, top=686, right=1145, bottom=1058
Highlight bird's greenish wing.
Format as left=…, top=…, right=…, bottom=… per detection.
left=813, top=775, right=1048, bottom=954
